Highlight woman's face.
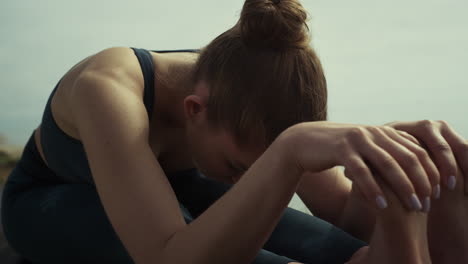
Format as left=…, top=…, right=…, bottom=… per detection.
left=183, top=82, right=265, bottom=184
left=186, top=122, right=264, bottom=184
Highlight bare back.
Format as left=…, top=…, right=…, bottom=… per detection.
left=33, top=48, right=146, bottom=167
left=33, top=47, right=197, bottom=172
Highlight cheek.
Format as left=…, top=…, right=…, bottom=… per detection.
left=191, top=142, right=227, bottom=180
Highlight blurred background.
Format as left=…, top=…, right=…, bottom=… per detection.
left=0, top=0, right=467, bottom=261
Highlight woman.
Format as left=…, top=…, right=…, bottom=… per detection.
left=1, top=0, right=467, bottom=263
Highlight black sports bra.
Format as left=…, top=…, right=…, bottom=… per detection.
left=37, top=47, right=199, bottom=185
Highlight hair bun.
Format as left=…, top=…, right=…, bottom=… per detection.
left=239, top=0, right=310, bottom=50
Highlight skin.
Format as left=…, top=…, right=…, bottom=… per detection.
left=32, top=47, right=467, bottom=263
left=346, top=177, right=432, bottom=264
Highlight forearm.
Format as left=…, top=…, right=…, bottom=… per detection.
left=161, top=142, right=302, bottom=264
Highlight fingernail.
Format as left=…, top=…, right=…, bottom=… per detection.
left=376, top=195, right=388, bottom=209
left=433, top=184, right=441, bottom=199
left=423, top=196, right=431, bottom=212
left=448, top=176, right=457, bottom=190
left=410, top=193, right=423, bottom=211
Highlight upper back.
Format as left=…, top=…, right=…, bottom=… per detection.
left=36, top=47, right=200, bottom=184
left=37, top=47, right=154, bottom=184
left=49, top=47, right=147, bottom=141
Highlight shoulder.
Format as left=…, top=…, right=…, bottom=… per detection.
left=60, top=47, right=148, bottom=110
left=79, top=47, right=144, bottom=91
left=70, top=48, right=153, bottom=144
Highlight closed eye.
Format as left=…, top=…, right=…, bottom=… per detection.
left=228, top=163, right=241, bottom=173
left=226, top=161, right=245, bottom=175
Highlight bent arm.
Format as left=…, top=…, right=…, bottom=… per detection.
left=163, top=142, right=302, bottom=264
left=72, top=47, right=305, bottom=264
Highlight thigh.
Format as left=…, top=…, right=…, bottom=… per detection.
left=168, top=170, right=366, bottom=264
left=264, top=207, right=368, bottom=264
left=2, top=168, right=195, bottom=264
left=3, top=175, right=294, bottom=264
left=2, top=178, right=133, bottom=263
left=252, top=248, right=296, bottom=264
left=167, top=168, right=231, bottom=218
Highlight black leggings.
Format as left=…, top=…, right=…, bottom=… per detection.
left=1, top=133, right=366, bottom=264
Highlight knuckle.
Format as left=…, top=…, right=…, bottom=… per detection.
left=399, top=130, right=413, bottom=138
left=436, top=120, right=449, bottom=127
left=367, top=126, right=389, bottom=136
left=367, top=126, right=381, bottom=135
left=419, top=119, right=434, bottom=130
left=337, top=138, right=353, bottom=155
left=380, top=125, right=395, bottom=133
left=347, top=127, right=367, bottom=140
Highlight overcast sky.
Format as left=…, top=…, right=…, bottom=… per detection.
left=1, top=0, right=467, bottom=146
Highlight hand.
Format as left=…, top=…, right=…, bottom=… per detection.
left=277, top=121, right=440, bottom=211
left=385, top=120, right=468, bottom=195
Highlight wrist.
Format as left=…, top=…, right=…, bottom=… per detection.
left=270, top=128, right=304, bottom=181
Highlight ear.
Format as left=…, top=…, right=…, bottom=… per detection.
left=183, top=95, right=207, bottom=123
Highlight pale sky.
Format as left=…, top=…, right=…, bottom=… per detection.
left=1, top=0, right=467, bottom=213
left=1, top=0, right=467, bottom=146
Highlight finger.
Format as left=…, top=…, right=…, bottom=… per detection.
left=343, top=156, right=387, bottom=210
left=384, top=128, right=441, bottom=200
left=354, top=136, right=420, bottom=211
left=440, top=123, right=468, bottom=195
left=416, top=121, right=458, bottom=191
left=371, top=129, right=431, bottom=212
left=394, top=129, right=421, bottom=146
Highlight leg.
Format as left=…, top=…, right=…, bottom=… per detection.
left=427, top=165, right=468, bottom=263
left=347, top=180, right=431, bottom=264
left=169, top=170, right=366, bottom=264
left=262, top=207, right=367, bottom=264
left=169, top=170, right=299, bottom=263
left=0, top=138, right=192, bottom=263
left=2, top=181, right=135, bottom=263
left=251, top=249, right=297, bottom=264
left=2, top=167, right=298, bottom=264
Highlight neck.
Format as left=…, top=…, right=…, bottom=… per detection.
left=152, top=52, right=197, bottom=125
left=149, top=51, right=198, bottom=152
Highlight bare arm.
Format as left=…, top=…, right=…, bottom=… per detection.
left=164, top=142, right=302, bottom=264
left=72, top=47, right=305, bottom=264
left=73, top=48, right=436, bottom=263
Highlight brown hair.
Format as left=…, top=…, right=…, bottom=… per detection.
left=192, top=0, right=327, bottom=148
